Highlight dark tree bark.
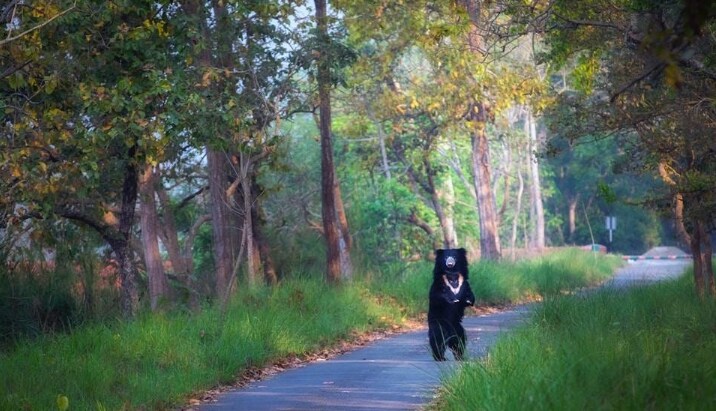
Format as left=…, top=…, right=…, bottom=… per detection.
left=251, top=177, right=278, bottom=285
left=207, top=149, right=237, bottom=297
left=315, top=0, right=348, bottom=283
left=115, top=145, right=141, bottom=317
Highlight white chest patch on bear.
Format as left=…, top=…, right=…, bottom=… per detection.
left=442, top=273, right=464, bottom=295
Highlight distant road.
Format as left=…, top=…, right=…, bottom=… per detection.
left=194, top=251, right=690, bottom=411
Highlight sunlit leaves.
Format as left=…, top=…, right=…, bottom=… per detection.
left=572, top=51, right=601, bottom=94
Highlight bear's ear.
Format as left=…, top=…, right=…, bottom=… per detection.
left=458, top=248, right=466, bottom=256
left=435, top=249, right=444, bottom=257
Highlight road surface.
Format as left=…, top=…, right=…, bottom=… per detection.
left=198, top=250, right=690, bottom=410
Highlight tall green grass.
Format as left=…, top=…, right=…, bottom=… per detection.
left=0, top=278, right=409, bottom=410
left=469, top=249, right=621, bottom=304
left=0, top=248, right=618, bottom=410
left=436, top=273, right=716, bottom=411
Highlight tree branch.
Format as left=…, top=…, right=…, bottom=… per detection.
left=1, top=1, right=77, bottom=46
left=183, top=214, right=211, bottom=257
left=610, top=61, right=664, bottom=102
left=176, top=186, right=208, bottom=210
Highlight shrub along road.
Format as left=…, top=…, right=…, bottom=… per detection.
left=194, top=250, right=690, bottom=411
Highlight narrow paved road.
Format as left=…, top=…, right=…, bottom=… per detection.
left=198, top=250, right=690, bottom=410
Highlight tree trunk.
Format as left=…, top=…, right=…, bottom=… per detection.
left=703, top=225, right=715, bottom=296
left=495, top=137, right=511, bottom=223
left=117, top=147, right=140, bottom=317
left=207, top=148, right=237, bottom=297
left=333, top=175, right=353, bottom=280
left=567, top=195, right=579, bottom=243
left=315, top=0, right=343, bottom=283
left=510, top=151, right=525, bottom=261
left=665, top=180, right=713, bottom=297
left=690, top=221, right=706, bottom=297
left=251, top=177, right=278, bottom=285
left=155, top=181, right=201, bottom=309
left=139, top=165, right=169, bottom=311
left=238, top=153, right=259, bottom=287
left=470, top=104, right=501, bottom=260
left=433, top=166, right=457, bottom=248
left=377, top=119, right=391, bottom=180
left=526, top=110, right=545, bottom=249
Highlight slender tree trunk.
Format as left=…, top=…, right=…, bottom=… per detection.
left=139, top=165, right=169, bottom=311
left=525, top=110, right=545, bottom=249
left=510, top=150, right=525, bottom=261
left=155, top=181, right=201, bottom=309
left=688, top=220, right=714, bottom=297
left=156, top=184, right=187, bottom=276
left=377, top=119, right=391, bottom=180
left=367, top=110, right=391, bottom=180
left=239, top=153, right=258, bottom=286
left=333, top=177, right=353, bottom=280
left=470, top=104, right=501, bottom=260
left=315, top=0, right=342, bottom=283
left=567, top=195, right=578, bottom=242
left=435, top=170, right=458, bottom=248
left=496, top=137, right=511, bottom=223
left=690, top=221, right=705, bottom=297
left=703, top=224, right=715, bottom=296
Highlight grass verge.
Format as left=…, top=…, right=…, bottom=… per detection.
left=0, top=248, right=619, bottom=410
left=435, top=272, right=716, bottom=410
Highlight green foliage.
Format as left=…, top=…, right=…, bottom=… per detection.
left=543, top=131, right=670, bottom=252
left=436, top=272, right=716, bottom=411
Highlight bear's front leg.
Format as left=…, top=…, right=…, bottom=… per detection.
left=447, top=324, right=467, bottom=361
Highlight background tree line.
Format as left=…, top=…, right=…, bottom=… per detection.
left=1, top=0, right=713, bottom=334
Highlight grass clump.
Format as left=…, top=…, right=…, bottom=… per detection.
left=470, top=249, right=621, bottom=304
left=436, top=273, right=716, bottom=411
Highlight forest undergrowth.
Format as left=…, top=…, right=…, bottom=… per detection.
left=0, top=248, right=620, bottom=410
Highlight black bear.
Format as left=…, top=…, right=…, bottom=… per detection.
left=428, top=248, right=475, bottom=361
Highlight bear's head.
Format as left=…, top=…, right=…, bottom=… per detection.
left=433, top=248, right=469, bottom=291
